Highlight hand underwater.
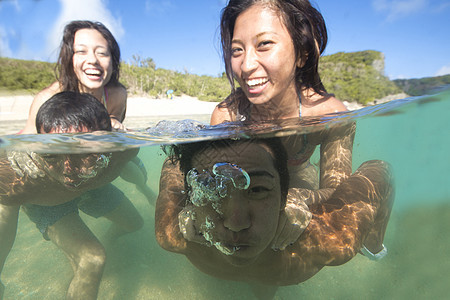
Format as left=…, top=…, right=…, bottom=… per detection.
left=7, top=150, right=45, bottom=179
left=271, top=191, right=312, bottom=250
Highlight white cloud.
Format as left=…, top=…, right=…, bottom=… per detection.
left=435, top=64, right=450, bottom=77
left=46, top=0, right=124, bottom=61
left=372, top=0, right=428, bottom=21
left=0, top=26, right=13, bottom=57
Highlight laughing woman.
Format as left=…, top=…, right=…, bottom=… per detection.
left=156, top=0, right=394, bottom=265
left=22, top=20, right=126, bottom=133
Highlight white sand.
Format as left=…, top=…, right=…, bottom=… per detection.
left=0, top=95, right=34, bottom=121
left=124, top=95, right=219, bottom=117
left=0, top=94, right=219, bottom=121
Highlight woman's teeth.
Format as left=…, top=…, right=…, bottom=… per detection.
left=247, top=78, right=268, bottom=87
left=85, top=69, right=102, bottom=76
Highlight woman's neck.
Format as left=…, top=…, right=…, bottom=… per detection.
left=250, top=89, right=300, bottom=121
left=78, top=85, right=104, bottom=101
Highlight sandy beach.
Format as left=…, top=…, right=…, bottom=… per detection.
left=0, top=94, right=219, bottom=120
left=0, top=94, right=219, bottom=134
left=0, top=92, right=408, bottom=122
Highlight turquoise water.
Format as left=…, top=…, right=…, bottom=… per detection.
left=1, top=89, right=449, bottom=299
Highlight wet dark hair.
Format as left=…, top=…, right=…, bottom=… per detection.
left=56, top=20, right=121, bottom=92
left=168, top=138, right=290, bottom=204
left=220, top=0, right=328, bottom=97
left=36, top=91, right=112, bottom=133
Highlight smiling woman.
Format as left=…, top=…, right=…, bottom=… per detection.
left=72, top=29, right=114, bottom=94
left=0, top=91, right=142, bottom=300
left=21, top=20, right=125, bottom=133
left=16, top=19, right=154, bottom=205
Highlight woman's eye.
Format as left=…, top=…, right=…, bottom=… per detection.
left=258, top=40, right=273, bottom=49
left=74, top=50, right=86, bottom=55
left=231, top=47, right=242, bottom=56
left=97, top=51, right=109, bottom=57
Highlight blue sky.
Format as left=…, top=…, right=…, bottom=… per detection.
left=0, top=0, right=449, bottom=79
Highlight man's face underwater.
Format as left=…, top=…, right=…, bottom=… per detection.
left=189, top=142, right=282, bottom=266
left=38, top=126, right=111, bottom=189
left=39, top=152, right=111, bottom=189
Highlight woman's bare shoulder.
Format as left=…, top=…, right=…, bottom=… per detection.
left=210, top=89, right=247, bottom=125
left=34, top=82, right=60, bottom=103
left=108, top=83, right=127, bottom=97
left=211, top=101, right=234, bottom=125
left=321, top=95, right=348, bottom=113
left=302, top=89, right=348, bottom=116
left=21, top=82, right=60, bottom=133
left=107, top=84, right=127, bottom=107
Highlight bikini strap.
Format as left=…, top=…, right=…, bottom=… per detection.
left=298, top=92, right=302, bottom=117
left=101, top=86, right=108, bottom=109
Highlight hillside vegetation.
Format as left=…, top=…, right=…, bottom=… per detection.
left=319, top=50, right=402, bottom=104
left=0, top=58, right=55, bottom=92
left=0, top=50, right=444, bottom=104
left=394, top=74, right=450, bottom=96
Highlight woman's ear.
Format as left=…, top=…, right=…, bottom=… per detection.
left=296, top=53, right=308, bottom=68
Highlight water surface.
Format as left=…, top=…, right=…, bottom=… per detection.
left=1, top=89, right=449, bottom=299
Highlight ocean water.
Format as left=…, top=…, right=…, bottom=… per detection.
left=0, top=88, right=449, bottom=299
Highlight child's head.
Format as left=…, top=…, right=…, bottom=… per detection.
left=174, top=138, right=289, bottom=201
left=171, top=138, right=290, bottom=265
left=34, top=91, right=112, bottom=188
left=36, top=91, right=112, bottom=133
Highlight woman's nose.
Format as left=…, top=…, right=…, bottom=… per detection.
left=241, top=49, right=258, bottom=74
left=86, top=50, right=98, bottom=63
left=222, top=194, right=251, bottom=232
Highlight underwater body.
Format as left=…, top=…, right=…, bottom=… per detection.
left=0, top=88, right=449, bottom=299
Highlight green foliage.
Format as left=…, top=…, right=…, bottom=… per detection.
left=3, top=51, right=444, bottom=104
left=320, top=50, right=402, bottom=104
left=0, top=57, right=55, bottom=91
left=393, top=74, right=450, bottom=96
left=120, top=63, right=230, bottom=102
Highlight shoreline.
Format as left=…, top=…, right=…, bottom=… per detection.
left=0, top=94, right=219, bottom=121
left=0, top=94, right=219, bottom=134
left=0, top=92, right=409, bottom=121
left=0, top=92, right=408, bottom=135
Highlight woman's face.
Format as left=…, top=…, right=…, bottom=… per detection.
left=72, top=28, right=113, bottom=93
left=231, top=4, right=299, bottom=106
left=190, top=142, right=282, bottom=266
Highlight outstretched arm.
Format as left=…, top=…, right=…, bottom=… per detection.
left=155, top=158, right=189, bottom=253
left=319, top=122, right=356, bottom=188
left=274, top=122, right=356, bottom=248
left=21, top=82, right=60, bottom=134
left=300, top=160, right=394, bottom=266
left=289, top=122, right=356, bottom=205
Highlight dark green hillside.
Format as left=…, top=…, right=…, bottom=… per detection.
left=1, top=51, right=440, bottom=104
left=320, top=50, right=402, bottom=104
left=394, top=74, right=450, bottom=96
left=0, top=57, right=55, bottom=92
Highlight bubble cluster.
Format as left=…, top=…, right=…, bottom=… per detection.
left=186, top=162, right=250, bottom=255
